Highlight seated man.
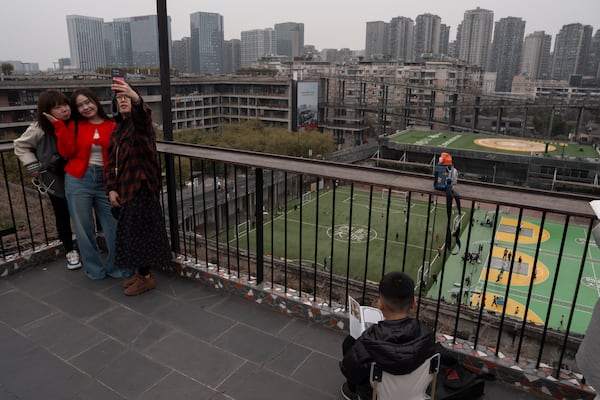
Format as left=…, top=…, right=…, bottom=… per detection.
left=340, top=271, right=436, bottom=400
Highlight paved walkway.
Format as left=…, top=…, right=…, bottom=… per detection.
left=0, top=258, right=546, bottom=399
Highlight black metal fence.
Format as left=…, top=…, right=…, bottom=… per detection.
left=1, top=140, right=597, bottom=377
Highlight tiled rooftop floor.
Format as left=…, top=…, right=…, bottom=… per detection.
left=0, top=257, right=550, bottom=399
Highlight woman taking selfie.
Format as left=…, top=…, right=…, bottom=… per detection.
left=105, top=79, right=171, bottom=296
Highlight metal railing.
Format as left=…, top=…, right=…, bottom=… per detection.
left=1, top=139, right=597, bottom=378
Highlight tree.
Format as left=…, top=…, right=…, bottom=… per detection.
left=1, top=63, right=14, bottom=75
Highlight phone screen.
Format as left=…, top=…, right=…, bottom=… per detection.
left=111, top=68, right=125, bottom=82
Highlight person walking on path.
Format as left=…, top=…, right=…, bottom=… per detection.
left=106, top=79, right=172, bottom=296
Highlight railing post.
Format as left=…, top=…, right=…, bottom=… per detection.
left=255, top=168, right=264, bottom=283
left=156, top=0, right=179, bottom=253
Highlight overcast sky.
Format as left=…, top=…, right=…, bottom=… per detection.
left=1, top=0, right=598, bottom=70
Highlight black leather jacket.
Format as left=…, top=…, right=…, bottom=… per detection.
left=342, top=317, right=435, bottom=390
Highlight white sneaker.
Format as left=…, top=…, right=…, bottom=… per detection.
left=66, top=250, right=82, bottom=270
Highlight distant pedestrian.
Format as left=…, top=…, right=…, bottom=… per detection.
left=515, top=306, right=520, bottom=315
left=395, top=232, right=399, bottom=241
left=323, top=257, right=327, bottom=270
left=496, top=270, right=503, bottom=283
left=559, top=314, right=565, bottom=330
left=492, top=296, right=497, bottom=307
left=503, top=248, right=508, bottom=260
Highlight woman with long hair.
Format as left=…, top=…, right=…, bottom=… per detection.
left=44, top=88, right=130, bottom=280
left=105, top=79, right=171, bottom=295
left=14, top=91, right=81, bottom=270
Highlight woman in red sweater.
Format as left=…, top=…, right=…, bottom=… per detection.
left=45, top=88, right=131, bottom=280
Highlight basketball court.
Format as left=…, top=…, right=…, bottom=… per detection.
left=436, top=211, right=599, bottom=334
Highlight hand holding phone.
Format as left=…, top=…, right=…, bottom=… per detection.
left=111, top=68, right=125, bottom=83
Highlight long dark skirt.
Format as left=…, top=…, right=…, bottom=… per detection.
left=115, top=185, right=171, bottom=271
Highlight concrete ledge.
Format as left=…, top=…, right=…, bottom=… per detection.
left=2, top=247, right=597, bottom=400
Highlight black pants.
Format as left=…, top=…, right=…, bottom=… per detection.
left=341, top=335, right=373, bottom=399
left=48, top=193, right=74, bottom=253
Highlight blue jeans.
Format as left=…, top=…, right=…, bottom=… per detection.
left=65, top=166, right=130, bottom=279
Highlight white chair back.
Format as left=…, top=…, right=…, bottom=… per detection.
left=369, top=353, right=440, bottom=400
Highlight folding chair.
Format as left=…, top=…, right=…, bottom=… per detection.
left=369, top=353, right=440, bottom=400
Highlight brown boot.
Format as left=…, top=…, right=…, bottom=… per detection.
left=122, top=273, right=141, bottom=289
left=124, top=273, right=156, bottom=296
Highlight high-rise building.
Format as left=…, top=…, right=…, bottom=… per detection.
left=457, top=7, right=494, bottom=70
left=551, top=23, right=593, bottom=80
left=274, top=22, right=304, bottom=61
left=414, top=14, right=441, bottom=60
left=66, top=15, right=106, bottom=71
left=388, top=17, right=414, bottom=62
left=172, top=37, right=192, bottom=74
left=585, top=29, right=600, bottom=80
left=241, top=28, right=276, bottom=67
left=129, top=15, right=171, bottom=68
left=520, top=31, right=552, bottom=79
left=439, top=24, right=450, bottom=56
left=190, top=12, right=224, bottom=74
left=223, top=39, right=241, bottom=74
left=489, top=17, right=526, bottom=92
left=103, top=20, right=132, bottom=68
left=365, top=21, right=388, bottom=60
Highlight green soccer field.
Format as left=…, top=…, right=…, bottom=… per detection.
left=432, top=209, right=600, bottom=334
left=222, top=186, right=460, bottom=284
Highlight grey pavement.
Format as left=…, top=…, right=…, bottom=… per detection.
left=0, top=258, right=546, bottom=399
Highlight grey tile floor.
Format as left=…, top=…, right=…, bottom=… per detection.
left=0, top=258, right=546, bottom=399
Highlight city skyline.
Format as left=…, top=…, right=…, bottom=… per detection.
left=1, top=0, right=599, bottom=70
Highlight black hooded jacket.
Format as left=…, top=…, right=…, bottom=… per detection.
left=341, top=317, right=435, bottom=389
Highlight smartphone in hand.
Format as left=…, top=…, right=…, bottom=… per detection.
left=111, top=68, right=125, bottom=82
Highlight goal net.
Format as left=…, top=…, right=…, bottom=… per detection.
left=381, top=188, right=408, bottom=202
left=236, top=220, right=249, bottom=237
left=302, top=191, right=312, bottom=205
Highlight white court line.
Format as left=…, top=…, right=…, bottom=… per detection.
left=583, top=227, right=600, bottom=297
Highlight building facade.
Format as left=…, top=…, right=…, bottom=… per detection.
left=190, top=12, right=224, bottom=74
left=274, top=22, right=304, bottom=61
left=66, top=15, right=106, bottom=71
left=365, top=21, right=388, bottom=60
left=551, top=23, right=593, bottom=81
left=520, top=31, right=552, bottom=80
left=388, top=17, right=414, bottom=62
left=414, top=14, right=442, bottom=61
left=241, top=28, right=276, bottom=68
left=457, top=7, right=494, bottom=71
left=223, top=39, right=241, bottom=74
left=489, top=17, right=526, bottom=92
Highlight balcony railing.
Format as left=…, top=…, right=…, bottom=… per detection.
left=0, top=139, right=597, bottom=397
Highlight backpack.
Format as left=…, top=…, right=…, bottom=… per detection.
left=433, top=351, right=486, bottom=400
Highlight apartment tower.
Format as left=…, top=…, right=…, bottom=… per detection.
left=190, top=12, right=224, bottom=74
left=457, top=7, right=494, bottom=70
left=66, top=15, right=106, bottom=71
left=489, top=17, right=526, bottom=92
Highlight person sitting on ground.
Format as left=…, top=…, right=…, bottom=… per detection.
left=340, top=271, right=436, bottom=400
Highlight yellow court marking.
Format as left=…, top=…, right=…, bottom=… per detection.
left=481, top=247, right=548, bottom=286
left=495, top=217, right=550, bottom=245
left=473, top=138, right=556, bottom=153
left=470, top=293, right=543, bottom=324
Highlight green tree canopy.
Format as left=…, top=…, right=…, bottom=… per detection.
left=1, top=63, right=14, bottom=75
left=171, top=120, right=335, bottom=158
